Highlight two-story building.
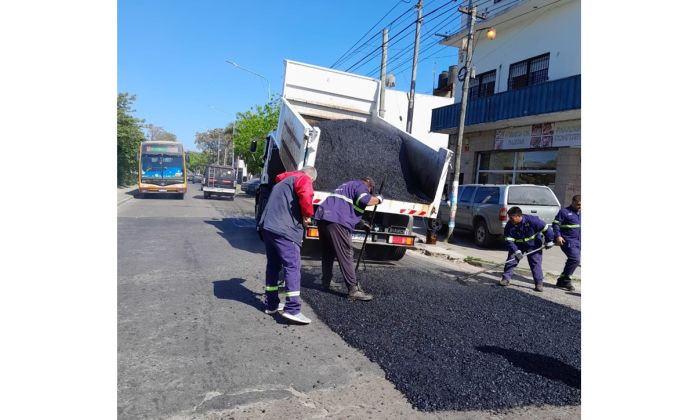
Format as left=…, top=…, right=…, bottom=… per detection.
left=432, top=0, right=580, bottom=204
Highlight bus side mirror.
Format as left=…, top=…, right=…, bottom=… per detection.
left=250, top=140, right=257, bottom=153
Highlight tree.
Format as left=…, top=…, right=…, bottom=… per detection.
left=117, top=93, right=145, bottom=186
left=144, top=124, right=178, bottom=142
left=186, top=151, right=209, bottom=173
left=194, top=128, right=227, bottom=165
left=232, top=98, right=280, bottom=175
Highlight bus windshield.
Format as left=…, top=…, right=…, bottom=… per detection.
left=141, top=154, right=184, bottom=179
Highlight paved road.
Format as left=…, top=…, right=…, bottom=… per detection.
left=118, top=186, right=580, bottom=419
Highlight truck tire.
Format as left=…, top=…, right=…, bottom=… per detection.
left=474, top=219, right=493, bottom=248
left=429, top=216, right=446, bottom=234
left=388, top=247, right=407, bottom=261
left=364, top=245, right=406, bottom=261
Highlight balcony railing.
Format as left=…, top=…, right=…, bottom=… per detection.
left=430, top=74, right=581, bottom=132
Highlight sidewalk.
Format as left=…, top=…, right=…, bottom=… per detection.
left=410, top=221, right=581, bottom=285
left=117, top=185, right=138, bottom=206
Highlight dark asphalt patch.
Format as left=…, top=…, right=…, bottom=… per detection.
left=314, top=119, right=431, bottom=203
left=300, top=265, right=580, bottom=411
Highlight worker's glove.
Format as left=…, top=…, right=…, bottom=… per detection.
left=375, top=194, right=384, bottom=204
left=358, top=221, right=372, bottom=233
left=513, top=250, right=524, bottom=261
left=545, top=241, right=555, bottom=249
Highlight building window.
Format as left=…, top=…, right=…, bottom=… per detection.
left=469, top=70, right=496, bottom=99
left=508, top=53, right=550, bottom=90
left=476, top=149, right=558, bottom=187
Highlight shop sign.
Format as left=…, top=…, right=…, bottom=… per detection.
left=553, top=120, right=581, bottom=148
left=494, top=120, right=581, bottom=150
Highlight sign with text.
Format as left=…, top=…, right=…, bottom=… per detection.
left=552, top=120, right=581, bottom=148
left=494, top=120, right=580, bottom=150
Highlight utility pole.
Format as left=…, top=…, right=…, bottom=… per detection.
left=379, top=28, right=389, bottom=118
left=217, top=135, right=221, bottom=165
left=446, top=2, right=477, bottom=242
left=406, top=0, right=423, bottom=133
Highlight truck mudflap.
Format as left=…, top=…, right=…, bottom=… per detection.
left=304, top=225, right=416, bottom=248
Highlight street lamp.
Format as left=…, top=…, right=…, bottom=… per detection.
left=225, top=60, right=272, bottom=103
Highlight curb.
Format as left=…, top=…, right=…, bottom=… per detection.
left=412, top=243, right=580, bottom=283
left=117, top=186, right=138, bottom=206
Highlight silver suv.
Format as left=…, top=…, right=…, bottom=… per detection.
left=432, top=184, right=561, bottom=247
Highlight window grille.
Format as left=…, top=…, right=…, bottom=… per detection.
left=508, top=53, right=550, bottom=90
left=469, top=70, right=496, bottom=98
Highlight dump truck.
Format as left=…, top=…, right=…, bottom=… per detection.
left=254, top=60, right=453, bottom=261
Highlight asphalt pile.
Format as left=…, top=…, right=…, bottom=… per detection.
left=300, top=265, right=581, bottom=412
left=314, top=119, right=431, bottom=203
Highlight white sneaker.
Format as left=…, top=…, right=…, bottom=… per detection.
left=264, top=302, right=285, bottom=315
left=281, top=312, right=311, bottom=324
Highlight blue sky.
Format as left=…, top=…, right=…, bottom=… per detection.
left=118, top=0, right=465, bottom=151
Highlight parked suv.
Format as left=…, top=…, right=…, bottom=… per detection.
left=432, top=184, right=561, bottom=247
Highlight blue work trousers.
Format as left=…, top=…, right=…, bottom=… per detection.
left=262, top=230, right=302, bottom=315
left=560, top=240, right=581, bottom=278
left=503, top=248, right=544, bottom=284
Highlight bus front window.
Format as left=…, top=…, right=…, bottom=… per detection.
left=141, top=155, right=184, bottom=180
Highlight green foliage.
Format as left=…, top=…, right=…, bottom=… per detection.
left=232, top=98, right=280, bottom=175
left=186, top=151, right=209, bottom=173
left=117, top=93, right=145, bottom=186
left=194, top=127, right=227, bottom=165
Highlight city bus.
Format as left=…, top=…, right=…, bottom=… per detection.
left=138, top=141, right=188, bottom=199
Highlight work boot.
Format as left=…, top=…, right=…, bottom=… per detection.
left=555, top=276, right=569, bottom=287
left=348, top=285, right=373, bottom=301
left=559, top=280, right=576, bottom=292
left=534, top=282, right=544, bottom=292
left=499, top=278, right=510, bottom=287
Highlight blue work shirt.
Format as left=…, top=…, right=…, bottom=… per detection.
left=314, top=180, right=373, bottom=232
left=504, top=214, right=554, bottom=253
left=552, top=205, right=581, bottom=243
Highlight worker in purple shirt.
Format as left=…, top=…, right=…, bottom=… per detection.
left=552, top=194, right=581, bottom=292
left=314, top=177, right=383, bottom=301
left=499, top=206, right=555, bottom=292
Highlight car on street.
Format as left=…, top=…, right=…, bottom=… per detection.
left=431, top=184, right=561, bottom=247
left=243, top=178, right=261, bottom=195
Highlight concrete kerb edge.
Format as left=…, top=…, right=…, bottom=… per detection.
left=412, top=242, right=580, bottom=283
left=117, top=185, right=138, bottom=206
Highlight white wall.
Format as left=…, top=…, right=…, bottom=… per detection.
left=454, top=0, right=580, bottom=101
left=382, top=90, right=452, bottom=150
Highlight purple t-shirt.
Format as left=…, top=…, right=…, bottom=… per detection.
left=314, top=180, right=372, bottom=231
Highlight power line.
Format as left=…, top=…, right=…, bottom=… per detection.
left=366, top=4, right=461, bottom=76
left=347, top=0, right=461, bottom=74
left=331, top=0, right=415, bottom=69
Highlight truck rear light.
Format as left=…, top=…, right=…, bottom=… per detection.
left=307, top=227, right=319, bottom=238
left=389, top=236, right=414, bottom=246
left=499, top=207, right=508, bottom=222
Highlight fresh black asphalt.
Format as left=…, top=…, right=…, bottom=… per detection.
left=314, top=119, right=432, bottom=203
left=300, top=263, right=581, bottom=412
